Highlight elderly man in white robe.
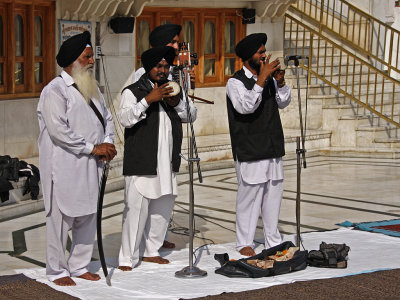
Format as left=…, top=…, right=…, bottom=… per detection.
left=118, top=46, right=197, bottom=270
left=226, top=33, right=291, bottom=257
left=37, top=31, right=117, bottom=286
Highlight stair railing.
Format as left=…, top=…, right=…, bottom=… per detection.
left=291, top=0, right=400, bottom=79
left=285, top=14, right=400, bottom=127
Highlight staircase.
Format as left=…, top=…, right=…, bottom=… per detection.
left=283, top=0, right=400, bottom=158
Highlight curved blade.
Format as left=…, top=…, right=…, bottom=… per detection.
left=97, top=162, right=111, bottom=286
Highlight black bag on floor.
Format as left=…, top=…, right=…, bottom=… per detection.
left=0, top=177, right=13, bottom=203
left=214, top=241, right=308, bottom=278
left=0, top=155, right=19, bottom=182
left=18, top=161, right=40, bottom=200
left=307, top=242, right=350, bottom=268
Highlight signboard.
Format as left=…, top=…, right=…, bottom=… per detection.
left=59, top=20, right=92, bottom=47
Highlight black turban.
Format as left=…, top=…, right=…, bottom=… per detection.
left=235, top=33, right=267, bottom=61
left=149, top=24, right=182, bottom=47
left=56, top=31, right=92, bottom=68
left=141, top=46, right=176, bottom=73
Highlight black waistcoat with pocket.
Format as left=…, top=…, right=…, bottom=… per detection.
left=226, top=69, right=285, bottom=162
left=122, top=74, right=182, bottom=176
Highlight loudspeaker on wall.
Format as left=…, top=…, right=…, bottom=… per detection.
left=242, top=8, right=256, bottom=24
left=109, top=17, right=135, bottom=34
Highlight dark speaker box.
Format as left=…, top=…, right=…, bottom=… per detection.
left=109, top=17, right=135, bottom=34
left=242, top=8, right=256, bottom=24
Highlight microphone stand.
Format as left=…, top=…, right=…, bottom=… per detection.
left=292, top=57, right=307, bottom=247
left=175, top=63, right=207, bottom=278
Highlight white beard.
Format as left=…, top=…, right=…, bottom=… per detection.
left=71, top=62, right=100, bottom=104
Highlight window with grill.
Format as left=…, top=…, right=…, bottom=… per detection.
left=136, top=8, right=245, bottom=87
left=0, top=1, right=55, bottom=99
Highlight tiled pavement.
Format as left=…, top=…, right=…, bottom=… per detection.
left=1, top=155, right=399, bottom=276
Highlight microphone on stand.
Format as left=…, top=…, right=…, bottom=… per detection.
left=284, top=55, right=309, bottom=66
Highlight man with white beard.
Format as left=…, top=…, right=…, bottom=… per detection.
left=37, top=31, right=117, bottom=286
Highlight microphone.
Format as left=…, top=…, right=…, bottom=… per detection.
left=284, top=55, right=309, bottom=66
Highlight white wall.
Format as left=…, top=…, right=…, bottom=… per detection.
left=0, top=98, right=40, bottom=158
left=247, top=16, right=285, bottom=58
left=98, top=21, right=136, bottom=143
left=388, top=3, right=400, bottom=78
left=191, top=16, right=287, bottom=138
left=345, top=0, right=394, bottom=23
left=0, top=12, right=290, bottom=159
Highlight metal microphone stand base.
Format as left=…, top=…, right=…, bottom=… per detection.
left=175, top=266, right=207, bottom=278
left=175, top=137, right=207, bottom=279
left=295, top=137, right=304, bottom=247
left=292, top=58, right=307, bottom=248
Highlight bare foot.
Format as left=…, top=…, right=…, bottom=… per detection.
left=142, top=256, right=170, bottom=264
left=53, top=276, right=76, bottom=286
left=162, top=240, right=175, bottom=249
left=76, top=272, right=101, bottom=281
left=239, top=246, right=256, bottom=257
left=118, top=266, right=133, bottom=271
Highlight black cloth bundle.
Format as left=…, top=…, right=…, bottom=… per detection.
left=214, top=241, right=308, bottom=278
left=307, top=242, right=350, bottom=268
left=0, top=155, right=40, bottom=202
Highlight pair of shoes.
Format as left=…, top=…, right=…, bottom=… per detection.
left=118, top=266, right=133, bottom=271
left=76, top=272, right=101, bottom=281
left=142, top=256, right=170, bottom=264
left=53, top=276, right=76, bottom=286
left=162, top=240, right=176, bottom=249
left=239, top=246, right=256, bottom=257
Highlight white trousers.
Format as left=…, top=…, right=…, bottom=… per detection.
left=236, top=178, right=283, bottom=251
left=46, top=189, right=96, bottom=281
left=118, top=177, right=175, bottom=267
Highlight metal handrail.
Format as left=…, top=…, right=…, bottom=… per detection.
left=285, top=14, right=400, bottom=128
left=291, top=0, right=400, bottom=78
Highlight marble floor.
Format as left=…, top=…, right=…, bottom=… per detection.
left=0, top=155, right=399, bottom=276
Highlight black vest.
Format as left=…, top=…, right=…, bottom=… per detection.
left=226, top=69, right=285, bottom=162
left=122, top=74, right=183, bottom=175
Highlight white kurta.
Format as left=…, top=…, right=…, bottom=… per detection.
left=132, top=67, right=146, bottom=84
left=226, top=66, right=291, bottom=251
left=38, top=70, right=115, bottom=281
left=37, top=71, right=115, bottom=217
left=226, top=66, right=291, bottom=184
left=118, top=78, right=197, bottom=266
left=118, top=82, right=197, bottom=197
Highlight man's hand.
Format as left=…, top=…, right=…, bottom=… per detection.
left=164, top=94, right=180, bottom=107
left=92, top=143, right=117, bottom=162
left=145, top=82, right=174, bottom=104
left=256, top=54, right=280, bottom=87
left=273, top=69, right=286, bottom=88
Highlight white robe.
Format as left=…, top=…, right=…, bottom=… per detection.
left=226, top=66, right=291, bottom=250
left=38, top=71, right=115, bottom=280
left=118, top=81, right=196, bottom=198
left=226, top=66, right=291, bottom=184
left=118, top=78, right=197, bottom=265
left=132, top=67, right=146, bottom=84
left=37, top=71, right=115, bottom=217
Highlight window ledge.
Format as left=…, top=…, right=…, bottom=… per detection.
left=0, top=92, right=41, bottom=100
